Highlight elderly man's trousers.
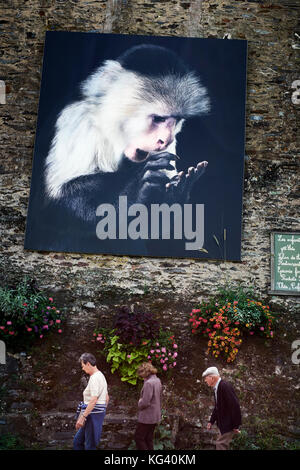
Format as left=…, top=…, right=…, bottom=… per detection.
left=216, top=430, right=235, bottom=450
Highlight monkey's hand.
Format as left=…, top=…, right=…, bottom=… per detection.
left=166, top=161, right=208, bottom=203
left=137, top=151, right=178, bottom=204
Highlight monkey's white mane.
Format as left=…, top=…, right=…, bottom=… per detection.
left=45, top=61, right=146, bottom=198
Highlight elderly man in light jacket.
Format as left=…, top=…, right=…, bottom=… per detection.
left=134, top=362, right=162, bottom=450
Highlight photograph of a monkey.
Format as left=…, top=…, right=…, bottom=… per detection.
left=24, top=32, right=247, bottom=261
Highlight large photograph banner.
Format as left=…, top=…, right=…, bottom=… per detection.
left=24, top=32, right=247, bottom=261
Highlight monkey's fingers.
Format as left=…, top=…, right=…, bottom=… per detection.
left=148, top=151, right=178, bottom=161
left=179, top=161, right=207, bottom=193
left=165, top=172, right=184, bottom=191
left=197, top=160, right=208, bottom=167
left=184, top=161, right=208, bottom=181
left=195, top=161, right=208, bottom=177
left=144, top=158, right=175, bottom=172
left=142, top=169, right=170, bottom=185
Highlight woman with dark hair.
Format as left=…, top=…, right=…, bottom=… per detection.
left=134, top=362, right=162, bottom=450
left=73, top=352, right=109, bottom=450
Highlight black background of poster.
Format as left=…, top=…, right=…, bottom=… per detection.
left=24, top=32, right=247, bottom=261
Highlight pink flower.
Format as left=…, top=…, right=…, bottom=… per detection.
left=161, top=347, right=166, bottom=353
left=173, top=344, right=178, bottom=349
left=27, top=327, right=32, bottom=332
left=127, top=355, right=131, bottom=359
left=9, top=331, right=15, bottom=335
left=43, top=325, right=49, bottom=330
left=173, top=352, right=178, bottom=358
left=156, top=342, right=160, bottom=347
left=249, top=331, right=254, bottom=335
left=58, top=329, right=62, bottom=333
left=173, top=362, right=177, bottom=367
left=150, top=350, right=154, bottom=354
left=40, top=334, right=43, bottom=339
left=163, top=364, right=168, bottom=371
left=7, top=321, right=12, bottom=325
left=49, top=297, right=53, bottom=302
left=56, top=319, right=61, bottom=324
left=260, top=327, right=264, bottom=331
left=156, top=349, right=161, bottom=353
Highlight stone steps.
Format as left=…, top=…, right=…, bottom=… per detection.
left=2, top=406, right=215, bottom=450
left=37, top=410, right=137, bottom=450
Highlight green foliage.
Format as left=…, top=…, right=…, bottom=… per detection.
left=105, top=334, right=149, bottom=385
left=216, top=285, right=275, bottom=336
left=231, top=418, right=300, bottom=450
left=0, top=277, right=64, bottom=348
left=93, top=307, right=178, bottom=385
left=189, top=285, right=275, bottom=362
left=153, top=420, right=175, bottom=450
left=216, top=284, right=255, bottom=305
left=0, top=433, right=25, bottom=450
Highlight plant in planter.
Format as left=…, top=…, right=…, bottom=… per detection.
left=113, top=306, right=160, bottom=346
left=0, top=277, right=64, bottom=349
left=189, top=285, right=275, bottom=363
left=93, top=307, right=178, bottom=385
left=147, top=328, right=178, bottom=374
left=105, top=334, right=150, bottom=385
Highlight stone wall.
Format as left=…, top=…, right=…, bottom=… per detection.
left=0, top=0, right=300, bottom=451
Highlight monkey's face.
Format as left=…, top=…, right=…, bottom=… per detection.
left=124, top=115, right=181, bottom=162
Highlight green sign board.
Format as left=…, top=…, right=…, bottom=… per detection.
left=270, top=232, right=300, bottom=295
